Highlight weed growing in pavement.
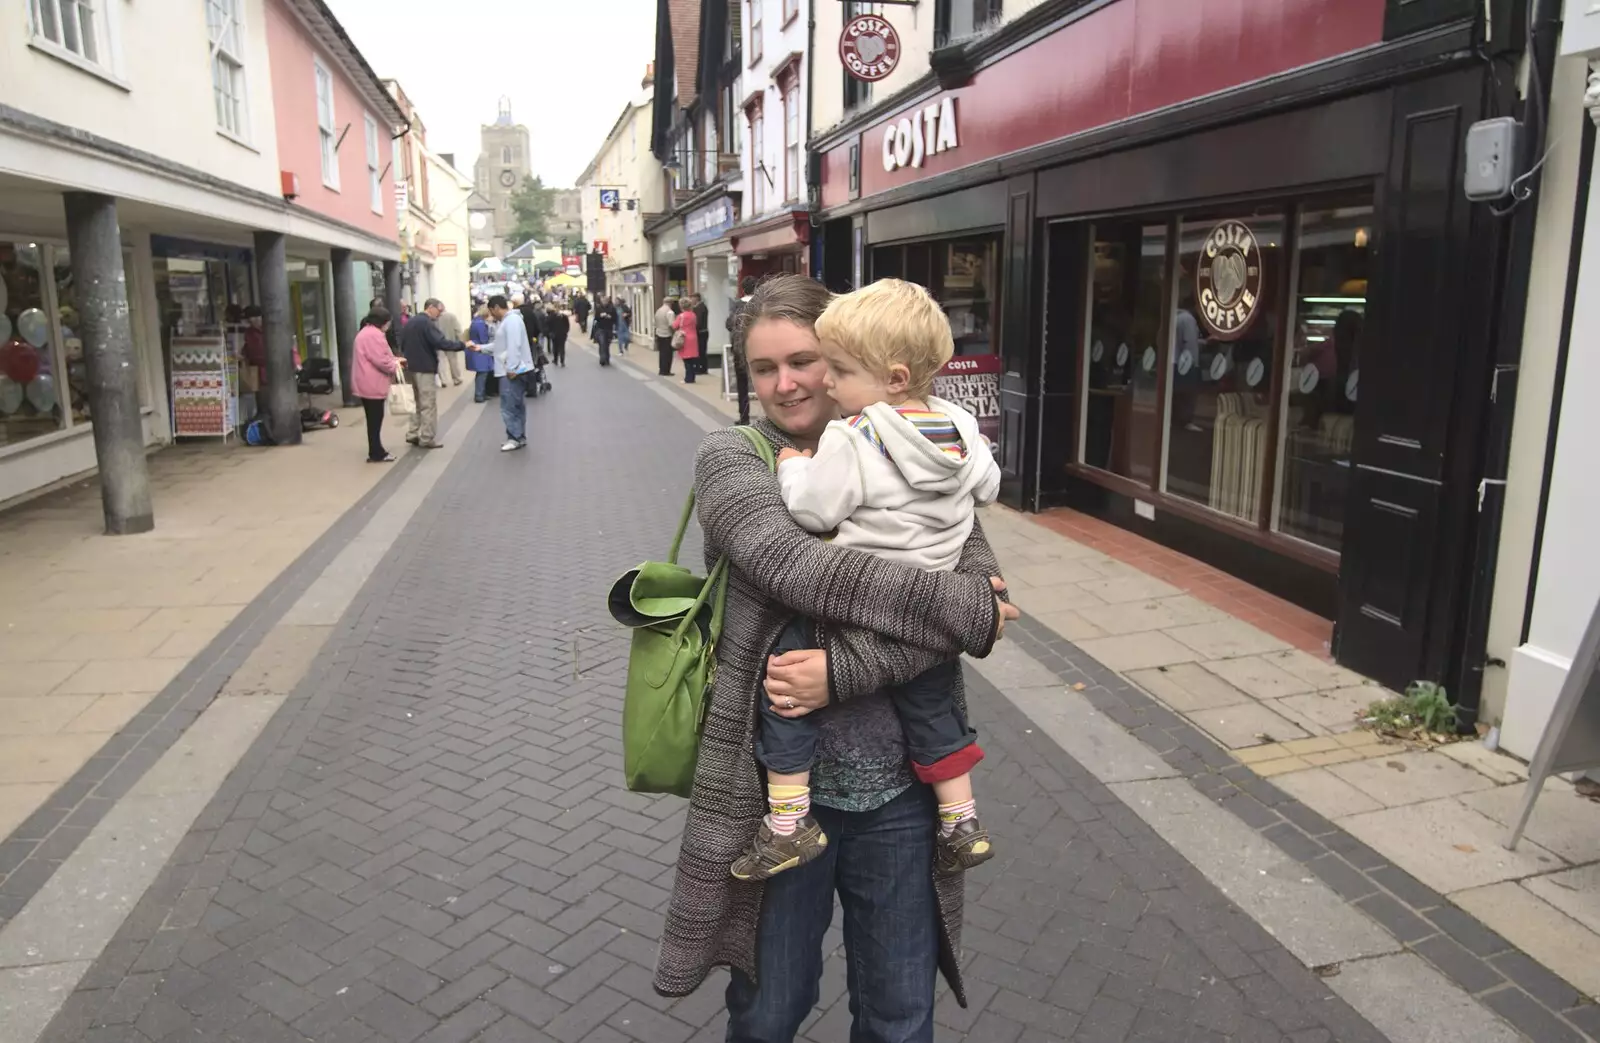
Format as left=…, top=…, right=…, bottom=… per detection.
left=1361, top=681, right=1461, bottom=743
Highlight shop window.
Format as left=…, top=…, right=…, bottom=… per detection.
left=872, top=234, right=1000, bottom=357
left=315, top=59, right=339, bottom=189
left=1080, top=222, right=1169, bottom=485
left=50, top=246, right=93, bottom=426
left=1273, top=199, right=1370, bottom=552
left=0, top=243, right=67, bottom=447
left=1162, top=211, right=1286, bottom=521
left=207, top=0, right=249, bottom=141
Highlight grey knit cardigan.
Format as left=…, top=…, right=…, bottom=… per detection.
left=652, top=421, right=1006, bottom=1007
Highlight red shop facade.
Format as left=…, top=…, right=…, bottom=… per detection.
left=811, top=0, right=1528, bottom=694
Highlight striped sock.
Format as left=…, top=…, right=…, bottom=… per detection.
left=768, top=785, right=809, bottom=837
left=938, top=799, right=977, bottom=837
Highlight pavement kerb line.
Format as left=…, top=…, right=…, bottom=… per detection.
left=0, top=391, right=477, bottom=929
left=0, top=394, right=491, bottom=1042
left=992, top=615, right=1600, bottom=1040
left=570, top=332, right=734, bottom=432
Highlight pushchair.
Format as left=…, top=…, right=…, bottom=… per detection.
left=295, top=358, right=339, bottom=430
left=523, top=351, right=554, bottom=398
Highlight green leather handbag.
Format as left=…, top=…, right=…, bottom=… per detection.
left=609, top=426, right=774, bottom=796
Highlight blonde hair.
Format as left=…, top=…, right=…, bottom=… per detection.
left=813, top=278, right=953, bottom=396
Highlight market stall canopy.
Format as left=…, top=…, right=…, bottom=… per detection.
left=534, top=260, right=562, bottom=273
left=544, top=272, right=583, bottom=288
left=471, top=257, right=507, bottom=274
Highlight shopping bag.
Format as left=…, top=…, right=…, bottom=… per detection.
left=609, top=426, right=774, bottom=796
left=387, top=374, right=415, bottom=416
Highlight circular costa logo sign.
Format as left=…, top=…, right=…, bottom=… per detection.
left=1196, top=220, right=1264, bottom=341
left=840, top=15, right=901, bottom=82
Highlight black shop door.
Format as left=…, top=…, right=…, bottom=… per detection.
left=1336, top=69, right=1500, bottom=691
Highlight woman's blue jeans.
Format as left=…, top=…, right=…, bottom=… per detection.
left=725, top=786, right=938, bottom=1043
left=473, top=370, right=489, bottom=401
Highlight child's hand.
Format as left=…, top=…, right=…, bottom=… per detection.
left=777, top=447, right=812, bottom=464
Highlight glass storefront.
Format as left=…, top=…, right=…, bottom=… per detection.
left=0, top=242, right=64, bottom=448
left=1063, top=192, right=1372, bottom=557
left=1080, top=222, right=1167, bottom=484
left=871, top=232, right=1001, bottom=356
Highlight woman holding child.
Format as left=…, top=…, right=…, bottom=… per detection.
left=653, top=275, right=1018, bottom=1043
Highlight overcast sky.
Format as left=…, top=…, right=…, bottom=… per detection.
left=328, top=0, right=657, bottom=187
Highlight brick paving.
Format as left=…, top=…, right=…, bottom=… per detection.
left=33, top=356, right=1390, bottom=1042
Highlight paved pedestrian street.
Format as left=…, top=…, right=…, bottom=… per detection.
left=0, top=354, right=1471, bottom=1043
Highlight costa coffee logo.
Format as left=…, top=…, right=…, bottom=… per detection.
left=840, top=15, right=900, bottom=82
left=1196, top=220, right=1263, bottom=340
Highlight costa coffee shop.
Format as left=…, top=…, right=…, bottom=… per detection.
left=812, top=0, right=1527, bottom=692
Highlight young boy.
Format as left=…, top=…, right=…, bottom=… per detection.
left=731, top=279, right=1001, bottom=883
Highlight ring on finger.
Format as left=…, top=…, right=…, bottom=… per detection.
left=785, top=697, right=795, bottom=709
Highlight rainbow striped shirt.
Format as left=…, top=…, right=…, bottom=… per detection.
left=847, top=407, right=968, bottom=461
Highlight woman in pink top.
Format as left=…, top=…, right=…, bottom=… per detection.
left=351, top=305, right=404, bottom=462
left=673, top=305, right=700, bottom=385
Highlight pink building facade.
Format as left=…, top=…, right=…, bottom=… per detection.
left=263, top=0, right=402, bottom=242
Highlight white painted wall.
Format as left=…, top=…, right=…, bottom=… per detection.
left=1482, top=57, right=1592, bottom=731
left=1500, top=75, right=1600, bottom=757
left=0, top=0, right=282, bottom=197
left=811, top=2, right=935, bottom=136
left=579, top=95, right=657, bottom=277
left=426, top=152, right=473, bottom=322
left=745, top=0, right=812, bottom=217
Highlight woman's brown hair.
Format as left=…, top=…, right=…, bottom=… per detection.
left=734, top=274, right=833, bottom=348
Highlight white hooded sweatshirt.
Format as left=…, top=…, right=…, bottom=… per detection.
left=777, top=395, right=1001, bottom=572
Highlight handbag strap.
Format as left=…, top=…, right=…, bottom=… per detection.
left=666, top=425, right=777, bottom=565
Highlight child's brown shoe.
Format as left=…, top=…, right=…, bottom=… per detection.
left=730, top=816, right=829, bottom=881
left=936, top=817, right=994, bottom=875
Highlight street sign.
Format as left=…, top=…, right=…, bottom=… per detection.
left=592, top=240, right=609, bottom=256
left=840, top=14, right=901, bottom=82
left=1506, top=595, right=1600, bottom=848
left=599, top=188, right=620, bottom=210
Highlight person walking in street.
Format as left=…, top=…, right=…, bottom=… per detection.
left=435, top=307, right=466, bottom=389
left=653, top=273, right=1017, bottom=1042
left=486, top=294, right=535, bottom=452
left=726, top=276, right=756, bottom=424
left=593, top=296, right=617, bottom=367
left=399, top=297, right=468, bottom=449
left=351, top=304, right=404, bottom=463
left=616, top=299, right=633, bottom=354
left=674, top=298, right=700, bottom=384
left=519, top=294, right=543, bottom=359
left=654, top=297, right=678, bottom=376
left=466, top=304, right=495, bottom=403
left=544, top=305, right=570, bottom=367
left=572, top=291, right=590, bottom=334
left=691, top=293, right=710, bottom=377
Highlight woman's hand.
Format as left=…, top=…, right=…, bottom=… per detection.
left=764, top=648, right=830, bottom=718
left=992, top=576, right=1020, bottom=643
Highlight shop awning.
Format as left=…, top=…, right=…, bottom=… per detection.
left=733, top=211, right=810, bottom=256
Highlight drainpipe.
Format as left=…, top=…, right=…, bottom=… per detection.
left=1452, top=0, right=1559, bottom=732
left=805, top=0, right=817, bottom=276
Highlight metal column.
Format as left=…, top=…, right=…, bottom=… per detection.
left=62, top=192, right=154, bottom=534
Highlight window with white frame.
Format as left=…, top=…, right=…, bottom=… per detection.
left=207, top=0, right=248, bottom=140
left=365, top=116, right=382, bottom=213
left=747, top=0, right=763, bottom=63
left=751, top=105, right=766, bottom=214
left=783, top=81, right=800, bottom=201
left=315, top=59, right=339, bottom=189
left=703, top=109, right=718, bottom=185
left=783, top=0, right=799, bottom=24
left=29, top=0, right=114, bottom=71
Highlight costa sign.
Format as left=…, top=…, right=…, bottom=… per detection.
left=1196, top=220, right=1263, bottom=340
left=882, top=97, right=959, bottom=172
left=840, top=14, right=900, bottom=82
